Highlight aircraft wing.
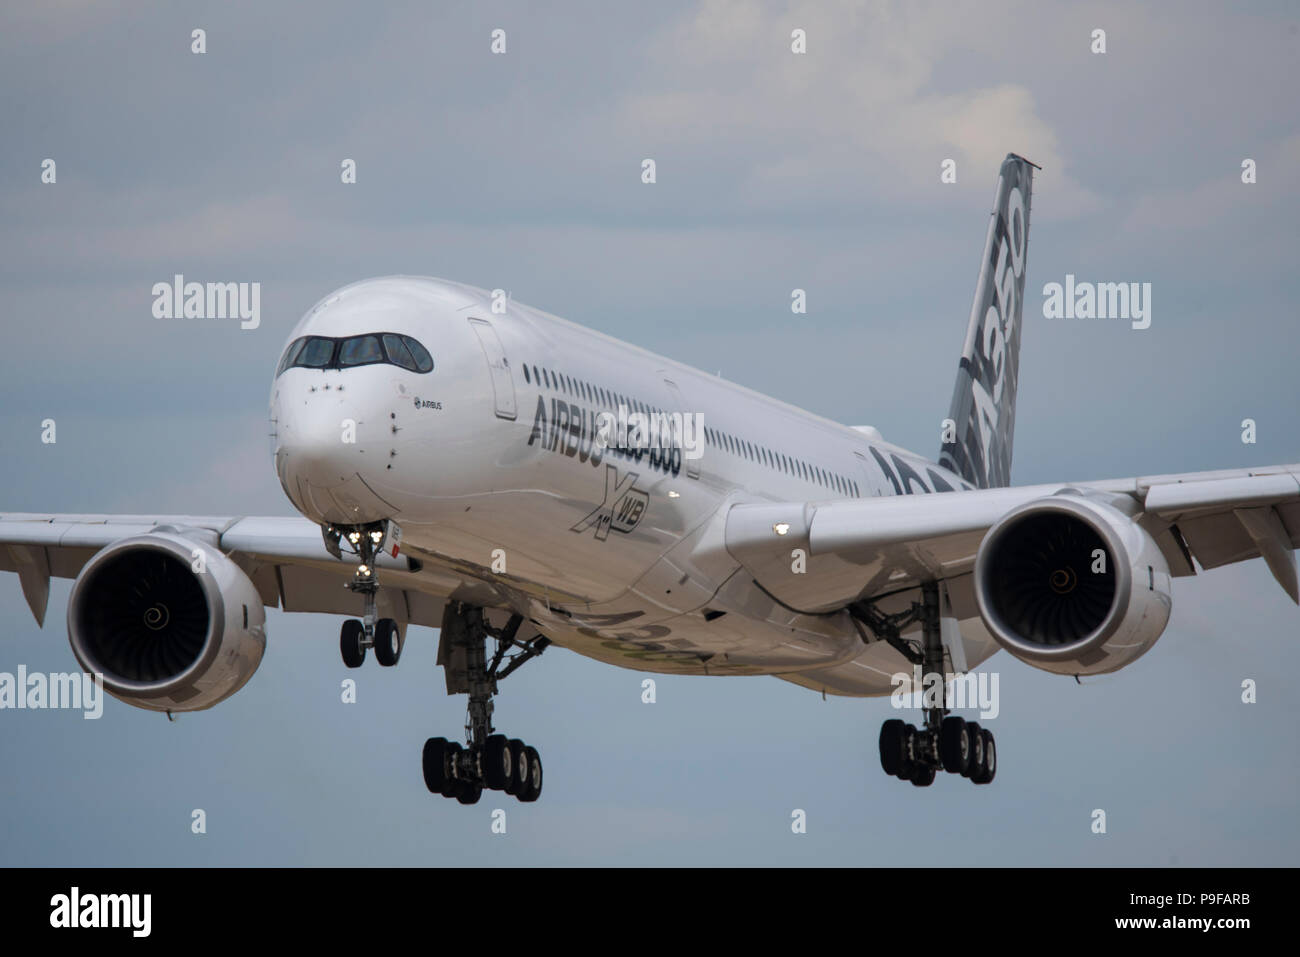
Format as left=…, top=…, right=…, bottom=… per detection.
left=0, top=512, right=471, bottom=628
left=722, top=463, right=1300, bottom=615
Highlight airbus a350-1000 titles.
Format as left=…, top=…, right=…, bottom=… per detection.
left=4, top=154, right=1298, bottom=801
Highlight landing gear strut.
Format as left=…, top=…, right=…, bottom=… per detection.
left=852, top=581, right=996, bottom=787
left=328, top=522, right=403, bottom=669
left=422, top=601, right=550, bottom=804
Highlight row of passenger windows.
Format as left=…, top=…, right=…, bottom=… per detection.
left=523, top=360, right=860, bottom=497
left=704, top=425, right=859, bottom=496
left=276, top=333, right=434, bottom=376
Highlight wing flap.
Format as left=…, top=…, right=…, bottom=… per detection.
left=1140, top=468, right=1300, bottom=594
left=1141, top=470, right=1300, bottom=514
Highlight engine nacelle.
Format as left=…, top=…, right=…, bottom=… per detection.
left=973, top=493, right=1172, bottom=676
left=67, top=530, right=267, bottom=712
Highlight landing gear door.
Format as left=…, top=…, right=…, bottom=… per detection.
left=662, top=377, right=700, bottom=479
left=468, top=317, right=517, bottom=420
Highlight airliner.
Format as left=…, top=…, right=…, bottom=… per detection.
left=3, top=154, right=1297, bottom=802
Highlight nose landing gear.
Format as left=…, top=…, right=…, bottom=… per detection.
left=327, top=521, right=403, bottom=669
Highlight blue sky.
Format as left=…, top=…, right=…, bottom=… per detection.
left=1, top=0, right=1297, bottom=865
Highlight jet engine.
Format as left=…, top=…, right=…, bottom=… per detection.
left=67, top=530, right=267, bottom=712
left=973, top=493, right=1172, bottom=676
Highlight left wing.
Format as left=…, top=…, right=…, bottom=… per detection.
left=720, top=463, right=1300, bottom=614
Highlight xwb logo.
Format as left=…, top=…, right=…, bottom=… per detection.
left=571, top=465, right=648, bottom=541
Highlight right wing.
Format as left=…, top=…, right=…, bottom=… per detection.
left=0, top=512, right=476, bottom=628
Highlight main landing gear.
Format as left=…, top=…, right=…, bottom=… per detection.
left=422, top=601, right=551, bottom=805
left=852, top=581, right=996, bottom=787
left=326, top=522, right=403, bottom=669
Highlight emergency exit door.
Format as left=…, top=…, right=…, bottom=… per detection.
left=468, top=317, right=517, bottom=420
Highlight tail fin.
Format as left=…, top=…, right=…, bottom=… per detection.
left=938, top=153, right=1037, bottom=489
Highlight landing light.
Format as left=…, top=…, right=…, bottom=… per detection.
left=357, top=564, right=371, bottom=576
left=773, top=523, right=790, bottom=536
left=370, top=530, right=384, bottom=543
left=668, top=490, right=680, bottom=498
left=348, top=531, right=361, bottom=544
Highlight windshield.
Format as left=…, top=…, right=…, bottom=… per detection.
left=276, top=333, right=434, bottom=376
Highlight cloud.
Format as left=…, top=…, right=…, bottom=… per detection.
left=620, top=0, right=1099, bottom=217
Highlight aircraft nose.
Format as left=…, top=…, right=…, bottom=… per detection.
left=272, top=377, right=392, bottom=525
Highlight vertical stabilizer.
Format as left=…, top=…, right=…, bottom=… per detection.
left=938, top=153, right=1037, bottom=489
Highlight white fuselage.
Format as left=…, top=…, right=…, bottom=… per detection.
left=269, top=277, right=1000, bottom=695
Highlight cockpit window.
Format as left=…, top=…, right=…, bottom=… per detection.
left=338, top=334, right=383, bottom=367
left=276, top=332, right=434, bottom=376
left=297, top=337, right=335, bottom=368
left=275, top=337, right=307, bottom=376
left=404, top=336, right=434, bottom=372
left=382, top=334, right=418, bottom=371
